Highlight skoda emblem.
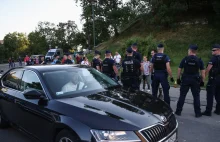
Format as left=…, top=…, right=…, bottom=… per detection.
left=160, top=116, right=167, bottom=122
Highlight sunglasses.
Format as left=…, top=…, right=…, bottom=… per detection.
left=212, top=49, right=218, bottom=52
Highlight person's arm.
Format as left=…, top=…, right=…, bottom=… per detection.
left=177, top=68, right=182, bottom=79
left=96, top=66, right=101, bottom=71
left=166, top=62, right=173, bottom=78
left=201, top=70, right=205, bottom=82
left=113, top=65, right=118, bottom=76
left=205, top=64, right=213, bottom=77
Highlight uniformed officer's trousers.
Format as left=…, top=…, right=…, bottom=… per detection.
left=152, top=73, right=170, bottom=105
left=121, top=76, right=139, bottom=91
left=205, top=77, right=220, bottom=113
left=176, top=77, right=201, bottom=114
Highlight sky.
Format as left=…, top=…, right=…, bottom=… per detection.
left=0, top=0, right=83, bottom=39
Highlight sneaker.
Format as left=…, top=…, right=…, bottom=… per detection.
left=147, top=89, right=151, bottom=92
left=214, top=110, right=220, bottom=115
left=202, top=111, right=212, bottom=116
left=195, top=113, right=202, bottom=118
left=175, top=111, right=181, bottom=116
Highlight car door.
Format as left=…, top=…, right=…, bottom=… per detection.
left=16, top=70, right=54, bottom=141
left=0, top=69, right=24, bottom=124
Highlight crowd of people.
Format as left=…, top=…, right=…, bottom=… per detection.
left=8, top=42, right=220, bottom=118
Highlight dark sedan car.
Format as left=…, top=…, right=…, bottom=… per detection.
left=0, top=65, right=178, bottom=142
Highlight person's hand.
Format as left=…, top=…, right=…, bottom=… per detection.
left=177, top=79, right=181, bottom=85
left=200, top=81, right=204, bottom=87
left=170, top=77, right=174, bottom=82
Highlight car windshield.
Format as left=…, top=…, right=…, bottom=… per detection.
left=42, top=68, right=119, bottom=98
left=46, top=52, right=55, bottom=56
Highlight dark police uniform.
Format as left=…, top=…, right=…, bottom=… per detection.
left=102, top=58, right=116, bottom=78
left=92, top=51, right=101, bottom=70
left=152, top=50, right=171, bottom=105
left=175, top=46, right=204, bottom=116
left=203, top=45, right=220, bottom=115
left=121, top=47, right=141, bottom=91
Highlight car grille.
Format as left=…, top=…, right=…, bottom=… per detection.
left=140, top=114, right=177, bottom=142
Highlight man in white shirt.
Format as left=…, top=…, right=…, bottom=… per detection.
left=62, top=74, right=85, bottom=93
left=114, top=52, right=121, bottom=71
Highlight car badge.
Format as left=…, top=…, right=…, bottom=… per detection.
left=160, top=116, right=167, bottom=123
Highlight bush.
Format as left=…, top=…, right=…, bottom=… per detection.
left=119, top=35, right=159, bottom=59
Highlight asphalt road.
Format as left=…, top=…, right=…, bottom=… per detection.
left=0, top=63, right=220, bottom=142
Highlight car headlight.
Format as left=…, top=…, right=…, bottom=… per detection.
left=91, top=129, right=141, bottom=142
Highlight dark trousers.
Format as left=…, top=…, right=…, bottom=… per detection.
left=152, top=72, right=170, bottom=105
left=205, top=77, right=220, bottom=112
left=176, top=76, right=201, bottom=114
left=121, top=77, right=139, bottom=91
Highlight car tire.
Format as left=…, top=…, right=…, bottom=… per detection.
left=55, top=129, right=79, bottom=142
left=0, top=110, right=9, bottom=128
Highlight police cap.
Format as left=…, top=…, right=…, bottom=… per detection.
left=105, top=50, right=111, bottom=54
left=189, top=44, right=198, bottom=50
left=212, top=44, right=220, bottom=49
left=126, top=47, right=133, bottom=53
left=157, top=44, right=164, bottom=48
left=132, top=42, right=138, bottom=46
left=95, top=50, right=101, bottom=55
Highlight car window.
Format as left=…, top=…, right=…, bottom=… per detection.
left=57, top=51, right=60, bottom=55
left=2, top=69, right=23, bottom=90
left=21, top=70, right=43, bottom=91
left=42, top=68, right=118, bottom=98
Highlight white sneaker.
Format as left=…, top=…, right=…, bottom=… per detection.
left=147, top=89, right=151, bottom=92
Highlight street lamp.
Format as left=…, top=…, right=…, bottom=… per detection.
left=89, top=0, right=97, bottom=48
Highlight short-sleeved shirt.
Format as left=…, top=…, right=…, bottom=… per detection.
left=122, top=56, right=141, bottom=77
left=208, top=55, right=220, bottom=77
left=179, top=55, right=204, bottom=69
left=125, top=51, right=142, bottom=62
left=102, top=58, right=116, bottom=76
left=143, top=61, right=151, bottom=75
left=114, top=54, right=121, bottom=63
left=179, top=55, right=204, bottom=76
left=92, top=58, right=101, bottom=69
left=208, top=55, right=220, bottom=66
left=151, top=53, right=170, bottom=72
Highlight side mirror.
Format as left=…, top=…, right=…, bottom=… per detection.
left=23, top=89, right=44, bottom=99
left=23, top=89, right=48, bottom=106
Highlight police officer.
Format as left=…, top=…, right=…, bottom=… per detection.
left=175, top=45, right=205, bottom=117
left=102, top=50, right=118, bottom=80
left=151, top=44, right=174, bottom=105
left=202, top=44, right=220, bottom=116
left=92, top=50, right=102, bottom=71
left=121, top=47, right=142, bottom=91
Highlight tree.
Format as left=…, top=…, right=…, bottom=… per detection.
left=3, top=32, right=29, bottom=58
left=28, top=31, right=48, bottom=55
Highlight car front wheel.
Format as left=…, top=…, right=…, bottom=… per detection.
left=55, top=129, right=79, bottom=142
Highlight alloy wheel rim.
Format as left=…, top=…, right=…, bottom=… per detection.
left=59, top=137, right=73, bottom=142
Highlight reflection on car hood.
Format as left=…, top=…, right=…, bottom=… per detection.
left=54, top=88, right=173, bottom=130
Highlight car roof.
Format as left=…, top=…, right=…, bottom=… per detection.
left=16, top=65, right=90, bottom=72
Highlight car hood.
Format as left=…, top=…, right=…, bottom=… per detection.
left=53, top=88, right=173, bottom=130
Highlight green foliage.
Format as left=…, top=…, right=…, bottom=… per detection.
left=120, top=35, right=158, bottom=58
left=28, top=31, right=48, bottom=55
left=3, top=32, right=29, bottom=58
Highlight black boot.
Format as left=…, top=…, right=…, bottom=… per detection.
left=214, top=110, right=220, bottom=115
left=195, top=113, right=202, bottom=118
left=202, top=111, right=212, bottom=116
left=175, top=111, right=181, bottom=116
